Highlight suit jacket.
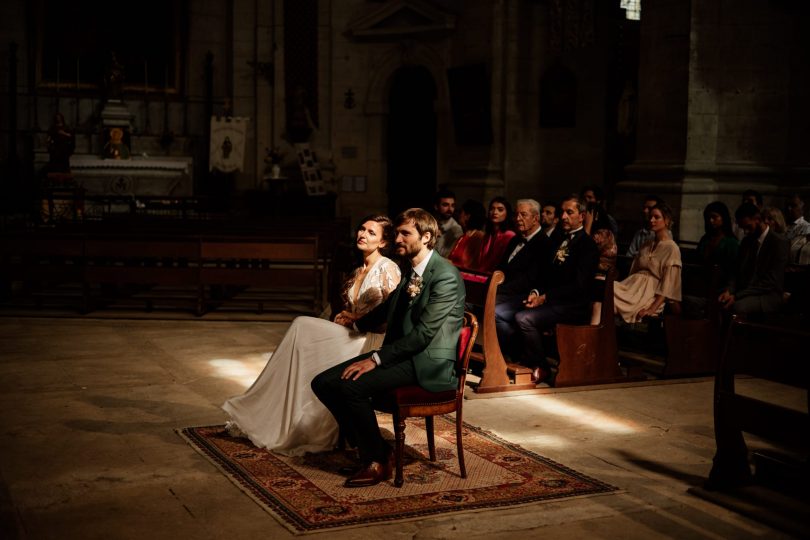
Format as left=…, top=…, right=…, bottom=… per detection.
left=731, top=228, right=788, bottom=300
left=495, top=231, right=551, bottom=297
left=533, top=229, right=599, bottom=307
left=357, top=252, right=465, bottom=392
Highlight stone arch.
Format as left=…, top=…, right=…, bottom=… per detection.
left=362, top=42, right=452, bottom=210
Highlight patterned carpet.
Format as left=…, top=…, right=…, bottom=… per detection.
left=178, top=415, right=617, bottom=534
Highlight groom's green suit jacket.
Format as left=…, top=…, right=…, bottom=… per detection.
left=357, top=252, right=465, bottom=392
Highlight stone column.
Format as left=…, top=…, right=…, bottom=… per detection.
left=615, top=0, right=810, bottom=244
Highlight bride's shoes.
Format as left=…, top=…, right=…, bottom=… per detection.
left=224, top=420, right=248, bottom=439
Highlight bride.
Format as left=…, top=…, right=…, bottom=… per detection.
left=222, top=215, right=401, bottom=456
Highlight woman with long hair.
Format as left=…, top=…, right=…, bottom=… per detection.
left=476, top=196, right=517, bottom=272
left=614, top=204, right=682, bottom=322
left=223, top=215, right=401, bottom=455
left=696, top=201, right=739, bottom=291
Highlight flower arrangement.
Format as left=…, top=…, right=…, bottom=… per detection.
left=553, top=239, right=570, bottom=264
left=406, top=275, right=423, bottom=298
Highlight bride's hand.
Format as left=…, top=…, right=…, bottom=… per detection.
left=334, top=310, right=355, bottom=327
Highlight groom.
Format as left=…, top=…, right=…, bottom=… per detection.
left=312, top=208, right=465, bottom=487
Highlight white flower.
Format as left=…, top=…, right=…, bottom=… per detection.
left=406, top=275, right=423, bottom=298
left=554, top=240, right=570, bottom=264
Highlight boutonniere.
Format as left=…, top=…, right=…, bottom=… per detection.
left=406, top=275, right=423, bottom=298
left=553, top=239, right=570, bottom=265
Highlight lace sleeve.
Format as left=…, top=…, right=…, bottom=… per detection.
left=352, top=259, right=402, bottom=319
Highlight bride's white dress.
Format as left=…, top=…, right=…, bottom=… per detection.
left=222, top=256, right=401, bottom=456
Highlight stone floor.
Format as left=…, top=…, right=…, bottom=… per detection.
left=0, top=314, right=804, bottom=539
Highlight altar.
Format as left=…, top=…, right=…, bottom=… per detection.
left=67, top=155, right=194, bottom=197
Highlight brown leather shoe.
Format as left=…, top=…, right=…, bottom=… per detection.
left=343, top=461, right=392, bottom=487
left=343, top=447, right=393, bottom=487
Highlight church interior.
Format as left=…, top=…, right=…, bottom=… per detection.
left=1, top=0, right=808, bottom=538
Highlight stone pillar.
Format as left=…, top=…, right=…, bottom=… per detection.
left=615, top=0, right=810, bottom=244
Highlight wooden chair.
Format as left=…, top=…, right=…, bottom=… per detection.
left=373, top=311, right=479, bottom=487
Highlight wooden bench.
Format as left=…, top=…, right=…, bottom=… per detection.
left=83, top=234, right=202, bottom=314
left=553, top=268, right=629, bottom=386
left=2, top=229, right=332, bottom=316
left=198, top=235, right=323, bottom=314
left=706, top=316, right=809, bottom=490
left=660, top=264, right=723, bottom=377
left=460, top=270, right=537, bottom=393
left=0, top=231, right=87, bottom=310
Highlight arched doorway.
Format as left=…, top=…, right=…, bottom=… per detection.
left=386, top=66, right=437, bottom=217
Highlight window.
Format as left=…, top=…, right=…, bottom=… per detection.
left=620, top=0, right=641, bottom=21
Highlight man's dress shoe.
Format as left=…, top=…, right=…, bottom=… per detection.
left=343, top=447, right=393, bottom=487
left=343, top=461, right=392, bottom=487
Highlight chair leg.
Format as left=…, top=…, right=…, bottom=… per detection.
left=425, top=416, right=436, bottom=461
left=456, top=411, right=466, bottom=478
left=394, top=411, right=406, bottom=487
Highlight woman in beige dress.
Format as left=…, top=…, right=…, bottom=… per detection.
left=614, top=204, right=682, bottom=323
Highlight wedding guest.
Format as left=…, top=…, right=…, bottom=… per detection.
left=581, top=185, right=619, bottom=236
left=476, top=196, right=517, bottom=272
left=719, top=202, right=788, bottom=317
left=509, top=195, right=599, bottom=385
left=588, top=227, right=618, bottom=324
left=494, top=199, right=550, bottom=359
left=448, top=199, right=487, bottom=270
left=626, top=195, right=664, bottom=258
left=614, top=203, right=682, bottom=323
left=734, top=189, right=764, bottom=240
left=541, top=202, right=564, bottom=246
left=697, top=202, right=739, bottom=290
left=222, top=215, right=401, bottom=455
left=432, top=189, right=463, bottom=257
left=761, top=206, right=787, bottom=235
left=682, top=202, right=739, bottom=319
left=786, top=194, right=810, bottom=238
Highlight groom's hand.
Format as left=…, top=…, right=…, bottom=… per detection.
left=341, top=357, right=377, bottom=381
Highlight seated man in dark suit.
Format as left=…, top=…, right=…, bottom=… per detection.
left=510, top=195, right=599, bottom=385
left=494, top=199, right=551, bottom=360
left=718, top=202, right=788, bottom=317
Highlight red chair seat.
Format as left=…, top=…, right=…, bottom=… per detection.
left=373, top=312, right=479, bottom=487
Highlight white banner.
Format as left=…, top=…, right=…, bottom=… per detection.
left=209, top=117, right=249, bottom=173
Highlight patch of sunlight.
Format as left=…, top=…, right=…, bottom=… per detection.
left=519, top=395, right=637, bottom=434
left=208, top=354, right=271, bottom=388
left=520, top=433, right=570, bottom=449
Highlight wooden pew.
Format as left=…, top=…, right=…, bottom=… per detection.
left=553, top=268, right=627, bottom=386
left=83, top=234, right=202, bottom=314
left=198, top=236, right=323, bottom=314
left=706, top=316, right=809, bottom=490
left=660, top=264, right=722, bottom=377
left=0, top=231, right=87, bottom=310
left=461, top=270, right=536, bottom=393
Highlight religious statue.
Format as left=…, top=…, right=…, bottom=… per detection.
left=285, top=84, right=315, bottom=143
left=104, top=51, right=125, bottom=101
left=46, top=112, right=75, bottom=174
left=103, top=127, right=131, bottom=160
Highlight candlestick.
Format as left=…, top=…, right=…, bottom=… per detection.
left=144, top=59, right=148, bottom=94
left=76, top=57, right=80, bottom=89
left=56, top=57, right=60, bottom=91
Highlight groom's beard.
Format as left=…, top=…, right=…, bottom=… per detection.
left=396, top=243, right=420, bottom=260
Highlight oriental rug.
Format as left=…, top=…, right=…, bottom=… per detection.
left=178, top=415, right=617, bottom=534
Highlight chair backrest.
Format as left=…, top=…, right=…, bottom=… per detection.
left=456, top=311, right=479, bottom=390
